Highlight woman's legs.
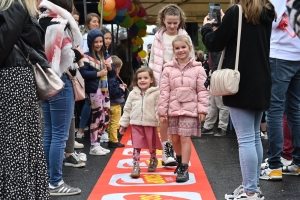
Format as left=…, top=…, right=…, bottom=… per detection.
left=77, top=97, right=91, bottom=137
left=42, top=75, right=74, bottom=186
left=229, top=107, right=263, bottom=194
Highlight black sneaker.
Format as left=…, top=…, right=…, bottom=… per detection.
left=201, top=127, right=213, bottom=135
left=108, top=141, right=125, bottom=148
left=49, top=180, right=81, bottom=196
left=64, top=153, right=86, bottom=168
left=214, top=128, right=226, bottom=137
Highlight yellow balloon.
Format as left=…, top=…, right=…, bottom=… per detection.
left=133, top=15, right=140, bottom=23
left=137, top=29, right=147, bottom=37
left=138, top=50, right=147, bottom=58
left=135, top=37, right=143, bottom=45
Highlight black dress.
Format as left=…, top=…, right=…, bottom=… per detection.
left=0, top=1, right=49, bottom=199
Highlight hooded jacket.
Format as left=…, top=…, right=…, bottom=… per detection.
left=119, top=86, right=160, bottom=127
left=158, top=57, right=209, bottom=117
left=201, top=4, right=276, bottom=110
left=148, top=28, right=194, bottom=85
left=79, top=29, right=116, bottom=93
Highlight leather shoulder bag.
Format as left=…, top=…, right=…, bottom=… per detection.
left=14, top=45, right=65, bottom=100
left=65, top=69, right=85, bottom=101
left=210, top=5, right=242, bottom=96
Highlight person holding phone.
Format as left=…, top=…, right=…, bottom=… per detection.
left=202, top=0, right=276, bottom=199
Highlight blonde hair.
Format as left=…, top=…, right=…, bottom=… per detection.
left=172, top=35, right=193, bottom=51
left=111, top=55, right=123, bottom=69
left=130, top=67, right=157, bottom=89
left=0, top=0, right=37, bottom=16
left=82, top=13, right=101, bottom=35
left=231, top=0, right=275, bottom=25
left=156, top=4, right=186, bottom=29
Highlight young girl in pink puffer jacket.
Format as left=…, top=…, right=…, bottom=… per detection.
left=158, top=35, right=209, bottom=183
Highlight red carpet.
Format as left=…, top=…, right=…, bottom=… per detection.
left=88, top=127, right=216, bottom=200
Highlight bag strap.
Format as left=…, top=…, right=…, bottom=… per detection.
left=65, top=70, right=74, bottom=79
left=217, top=4, right=242, bottom=71
left=14, top=45, right=30, bottom=63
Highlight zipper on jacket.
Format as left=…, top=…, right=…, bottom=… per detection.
left=141, top=94, right=144, bottom=123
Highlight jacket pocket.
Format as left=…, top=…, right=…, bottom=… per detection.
left=175, top=87, right=195, bottom=103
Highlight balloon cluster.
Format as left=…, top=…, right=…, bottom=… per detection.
left=98, top=0, right=148, bottom=58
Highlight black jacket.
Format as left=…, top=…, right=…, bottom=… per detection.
left=0, top=0, right=49, bottom=69
left=201, top=4, right=276, bottom=111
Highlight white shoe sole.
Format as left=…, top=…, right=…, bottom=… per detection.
left=89, top=152, right=106, bottom=156
left=64, top=162, right=86, bottom=168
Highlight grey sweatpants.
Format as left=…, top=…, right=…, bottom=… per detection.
left=203, top=94, right=229, bottom=131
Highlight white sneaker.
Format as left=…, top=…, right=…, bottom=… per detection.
left=89, top=146, right=106, bottom=156
left=100, top=131, right=109, bottom=143
left=76, top=131, right=84, bottom=138
left=74, top=151, right=87, bottom=162
left=225, top=185, right=264, bottom=200
left=99, top=145, right=110, bottom=153
left=161, top=141, right=177, bottom=166
left=233, top=192, right=262, bottom=200
left=74, top=141, right=84, bottom=149
left=262, top=157, right=292, bottom=169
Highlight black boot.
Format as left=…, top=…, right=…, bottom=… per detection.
left=176, top=163, right=189, bottom=182
left=174, top=155, right=182, bottom=174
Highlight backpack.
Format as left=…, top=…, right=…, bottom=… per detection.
left=287, top=0, right=300, bottom=38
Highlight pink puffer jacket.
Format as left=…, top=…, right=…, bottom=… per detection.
left=158, top=57, right=209, bottom=117
left=149, top=28, right=190, bottom=86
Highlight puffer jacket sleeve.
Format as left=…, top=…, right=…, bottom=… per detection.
left=119, top=92, right=133, bottom=127
left=158, top=67, right=170, bottom=116
left=79, top=57, right=98, bottom=80
left=196, top=67, right=209, bottom=114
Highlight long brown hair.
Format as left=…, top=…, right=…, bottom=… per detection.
left=82, top=13, right=101, bottom=34
left=231, top=0, right=274, bottom=25
left=156, top=4, right=186, bottom=29
left=130, top=67, right=157, bottom=89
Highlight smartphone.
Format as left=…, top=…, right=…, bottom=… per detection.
left=209, top=3, right=221, bottom=26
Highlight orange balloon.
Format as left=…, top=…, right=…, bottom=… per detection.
left=103, top=9, right=116, bottom=21
left=100, top=0, right=116, bottom=12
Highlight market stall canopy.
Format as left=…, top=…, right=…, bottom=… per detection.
left=74, top=0, right=231, bottom=25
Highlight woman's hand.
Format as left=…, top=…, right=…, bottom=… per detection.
left=198, top=113, right=206, bottom=122
left=119, top=126, right=125, bottom=135
left=159, top=116, right=168, bottom=124
left=203, top=14, right=215, bottom=26
left=97, top=68, right=107, bottom=77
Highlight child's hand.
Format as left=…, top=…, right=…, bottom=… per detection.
left=97, top=68, right=107, bottom=77
left=104, top=60, right=112, bottom=70
left=123, top=84, right=127, bottom=88
left=198, top=114, right=206, bottom=122
left=160, top=116, right=168, bottom=124
left=119, top=126, right=125, bottom=135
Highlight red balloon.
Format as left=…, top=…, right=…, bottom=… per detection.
left=115, top=0, right=127, bottom=9
left=137, top=6, right=146, bottom=18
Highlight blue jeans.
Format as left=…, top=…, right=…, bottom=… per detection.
left=41, top=74, right=74, bottom=186
left=79, top=97, right=91, bottom=129
left=266, top=58, right=300, bottom=169
left=229, top=107, right=263, bottom=193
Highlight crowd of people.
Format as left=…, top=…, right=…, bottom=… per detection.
left=1, top=0, right=300, bottom=199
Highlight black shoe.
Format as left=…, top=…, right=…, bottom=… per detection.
left=64, top=153, right=86, bottom=168
left=176, top=163, right=189, bottom=182
left=201, top=127, right=213, bottom=135
left=108, top=141, right=125, bottom=148
left=214, top=128, right=226, bottom=137
left=174, top=155, right=182, bottom=174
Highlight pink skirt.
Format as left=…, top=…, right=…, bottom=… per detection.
left=168, top=116, right=201, bottom=137
left=131, top=125, right=163, bottom=149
